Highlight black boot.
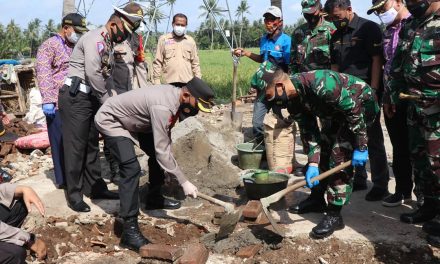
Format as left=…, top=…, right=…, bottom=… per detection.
left=400, top=197, right=437, bottom=224
left=427, top=234, right=440, bottom=248
left=290, top=187, right=327, bottom=214
left=311, top=205, right=345, bottom=239
left=120, top=217, right=150, bottom=252
left=145, top=185, right=181, bottom=210
left=423, top=215, right=440, bottom=235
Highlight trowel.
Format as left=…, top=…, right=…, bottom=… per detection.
left=260, top=161, right=352, bottom=237
left=198, top=192, right=242, bottom=240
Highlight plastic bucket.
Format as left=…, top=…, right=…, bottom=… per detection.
left=243, top=172, right=289, bottom=200
left=236, top=143, right=264, bottom=170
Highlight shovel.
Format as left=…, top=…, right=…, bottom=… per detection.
left=222, top=59, right=243, bottom=132
left=198, top=192, right=242, bottom=240
left=260, top=161, right=352, bottom=237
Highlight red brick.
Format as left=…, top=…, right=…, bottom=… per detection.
left=178, top=243, right=209, bottom=264
left=236, top=244, right=263, bottom=258
left=255, top=212, right=270, bottom=225
left=242, top=200, right=262, bottom=219
left=139, top=244, right=184, bottom=261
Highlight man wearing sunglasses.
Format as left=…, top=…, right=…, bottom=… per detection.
left=95, top=77, right=214, bottom=252
left=58, top=3, right=144, bottom=213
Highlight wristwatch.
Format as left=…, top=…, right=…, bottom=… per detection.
left=358, top=145, right=368, bottom=151
left=25, top=233, right=36, bottom=248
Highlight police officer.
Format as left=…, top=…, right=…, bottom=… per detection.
left=388, top=0, right=440, bottom=247
left=58, top=3, right=144, bottom=212
left=325, top=0, right=390, bottom=202
left=234, top=6, right=291, bottom=142
left=95, top=77, right=214, bottom=251
left=263, top=67, right=378, bottom=239
left=289, top=0, right=336, bottom=215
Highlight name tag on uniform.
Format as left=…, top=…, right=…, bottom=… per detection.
left=165, top=39, right=176, bottom=45
left=97, top=42, right=105, bottom=55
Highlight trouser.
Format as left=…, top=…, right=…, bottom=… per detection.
left=384, top=101, right=413, bottom=196
left=252, top=99, right=270, bottom=140
left=407, top=103, right=440, bottom=199
left=58, top=86, right=107, bottom=203
left=104, top=133, right=164, bottom=219
left=46, top=110, right=65, bottom=186
left=0, top=199, right=28, bottom=264
left=354, top=109, right=390, bottom=189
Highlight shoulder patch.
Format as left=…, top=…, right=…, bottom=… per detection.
left=97, top=41, right=106, bottom=55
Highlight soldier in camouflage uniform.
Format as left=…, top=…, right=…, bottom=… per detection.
left=289, top=0, right=337, bottom=215
left=388, top=0, right=440, bottom=246
left=263, top=68, right=379, bottom=239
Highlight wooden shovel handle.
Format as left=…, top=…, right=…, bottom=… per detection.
left=198, top=192, right=234, bottom=210
left=264, top=161, right=352, bottom=204
left=399, top=93, right=420, bottom=101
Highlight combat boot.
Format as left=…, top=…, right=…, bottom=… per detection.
left=423, top=214, right=440, bottom=235
left=119, top=217, right=150, bottom=252
left=290, top=184, right=327, bottom=214
left=145, top=185, right=181, bottom=210
left=400, top=197, right=437, bottom=224
left=427, top=234, right=440, bottom=248
left=310, top=205, right=345, bottom=239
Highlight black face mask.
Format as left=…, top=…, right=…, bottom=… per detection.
left=407, top=0, right=430, bottom=18
left=304, top=13, right=320, bottom=27
left=333, top=17, right=350, bottom=30
left=179, top=103, right=199, bottom=117
left=112, top=25, right=129, bottom=44
left=270, top=85, right=289, bottom=109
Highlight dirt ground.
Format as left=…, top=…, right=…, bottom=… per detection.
left=5, top=102, right=440, bottom=263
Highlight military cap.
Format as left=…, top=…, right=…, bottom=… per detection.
left=62, top=13, right=88, bottom=33
left=185, top=77, right=215, bottom=113
left=302, top=0, right=322, bottom=14
left=113, top=3, right=145, bottom=33
left=367, top=0, right=388, bottom=15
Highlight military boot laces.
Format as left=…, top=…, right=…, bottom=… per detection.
left=120, top=218, right=150, bottom=252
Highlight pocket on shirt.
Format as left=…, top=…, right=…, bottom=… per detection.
left=164, top=46, right=176, bottom=60
left=182, top=48, right=192, bottom=61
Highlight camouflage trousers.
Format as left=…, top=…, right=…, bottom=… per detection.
left=408, top=103, right=440, bottom=199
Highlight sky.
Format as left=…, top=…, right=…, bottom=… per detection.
left=0, top=0, right=379, bottom=31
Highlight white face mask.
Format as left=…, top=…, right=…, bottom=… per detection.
left=173, top=25, right=186, bottom=37
left=378, top=7, right=399, bottom=26
left=135, top=23, right=145, bottom=34
left=66, top=31, right=79, bottom=44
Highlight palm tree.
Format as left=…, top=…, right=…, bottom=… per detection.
left=199, top=0, right=224, bottom=50
left=25, top=18, right=42, bottom=57
left=270, top=0, right=282, bottom=10
left=42, top=19, right=57, bottom=40
left=236, top=0, right=250, bottom=47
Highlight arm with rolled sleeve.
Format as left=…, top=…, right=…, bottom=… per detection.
left=0, top=183, right=30, bottom=246
left=36, top=40, right=56, bottom=104
left=149, top=105, right=187, bottom=185
left=191, top=40, right=202, bottom=79
left=152, top=37, right=165, bottom=85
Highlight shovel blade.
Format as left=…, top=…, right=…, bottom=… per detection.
left=222, top=111, right=243, bottom=132
left=260, top=201, right=285, bottom=237
left=216, top=209, right=242, bottom=240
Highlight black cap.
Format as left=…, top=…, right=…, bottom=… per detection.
left=367, top=0, right=387, bottom=15
left=185, top=77, right=215, bottom=113
left=62, top=13, right=88, bottom=33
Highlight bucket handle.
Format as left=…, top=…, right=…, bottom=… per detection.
left=251, top=139, right=264, bottom=152
left=243, top=178, right=256, bottom=184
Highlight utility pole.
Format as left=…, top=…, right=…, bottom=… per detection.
left=63, top=0, right=76, bottom=17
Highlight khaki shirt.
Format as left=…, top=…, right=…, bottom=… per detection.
left=95, top=85, right=187, bottom=184
left=68, top=26, right=112, bottom=103
left=153, top=33, right=201, bottom=84
left=0, top=183, right=30, bottom=246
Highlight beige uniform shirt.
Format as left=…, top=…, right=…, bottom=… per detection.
left=153, top=33, right=201, bottom=84
left=95, top=85, right=187, bottom=184
left=0, top=183, right=30, bottom=246
left=114, top=40, right=149, bottom=90
left=68, top=26, right=111, bottom=103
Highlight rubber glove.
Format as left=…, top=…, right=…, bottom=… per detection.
left=305, top=165, right=320, bottom=188
left=352, top=149, right=369, bottom=167
left=182, top=181, right=198, bottom=198
left=42, top=103, right=55, bottom=117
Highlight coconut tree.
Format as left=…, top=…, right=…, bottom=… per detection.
left=199, top=0, right=224, bottom=50
left=235, top=0, right=250, bottom=47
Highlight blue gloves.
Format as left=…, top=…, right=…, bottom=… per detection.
left=352, top=149, right=369, bottom=167
left=305, top=165, right=320, bottom=188
left=42, top=103, right=56, bottom=117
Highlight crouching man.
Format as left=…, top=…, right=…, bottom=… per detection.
left=263, top=67, right=379, bottom=238
left=95, top=77, right=215, bottom=251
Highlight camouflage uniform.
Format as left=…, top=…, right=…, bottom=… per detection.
left=290, top=19, right=335, bottom=74
left=288, top=70, right=379, bottom=205
left=388, top=8, right=440, bottom=199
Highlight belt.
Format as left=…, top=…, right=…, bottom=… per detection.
left=64, top=77, right=91, bottom=94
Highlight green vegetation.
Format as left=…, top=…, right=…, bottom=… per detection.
left=198, top=48, right=259, bottom=101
